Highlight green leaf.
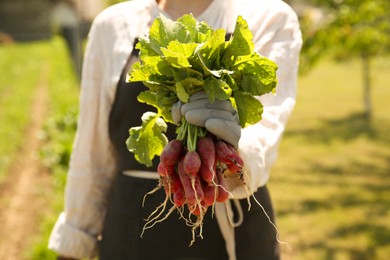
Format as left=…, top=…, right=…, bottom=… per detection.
left=136, top=38, right=160, bottom=59
left=196, top=21, right=214, bottom=42
left=223, top=74, right=239, bottom=91
left=126, top=112, right=168, bottom=167
left=171, top=68, right=204, bottom=101
left=241, top=74, right=277, bottom=95
left=237, top=54, right=278, bottom=85
left=142, top=81, right=166, bottom=92
left=161, top=41, right=198, bottom=68
left=127, top=61, right=151, bottom=82
left=127, top=56, right=173, bottom=84
left=204, top=76, right=232, bottom=103
left=177, top=14, right=199, bottom=42
left=137, top=91, right=177, bottom=123
left=149, top=15, right=189, bottom=54
left=175, top=81, right=190, bottom=103
left=197, top=28, right=226, bottom=70
left=222, top=16, right=254, bottom=67
left=233, top=91, right=263, bottom=127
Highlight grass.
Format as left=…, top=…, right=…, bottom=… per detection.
left=1, top=37, right=389, bottom=259
left=27, top=37, right=80, bottom=260
left=269, top=57, right=390, bottom=259
left=0, top=41, right=46, bottom=183
left=29, top=37, right=79, bottom=260
left=0, top=37, right=80, bottom=259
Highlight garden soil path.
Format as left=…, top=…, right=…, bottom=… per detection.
left=0, top=65, right=52, bottom=259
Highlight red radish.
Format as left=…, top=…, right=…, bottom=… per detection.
left=216, top=171, right=229, bottom=203
left=177, top=158, right=204, bottom=205
left=157, top=162, right=166, bottom=177
left=188, top=201, right=207, bottom=216
left=199, top=164, right=215, bottom=184
left=197, top=136, right=216, bottom=183
left=177, top=158, right=193, bottom=197
left=160, top=139, right=184, bottom=166
left=164, top=174, right=183, bottom=193
left=169, top=173, right=183, bottom=193
left=225, top=143, right=244, bottom=167
left=190, top=175, right=204, bottom=205
left=215, top=140, right=234, bottom=163
left=157, top=162, right=175, bottom=177
left=202, top=183, right=218, bottom=207
left=163, top=173, right=183, bottom=195
left=173, top=188, right=186, bottom=207
left=162, top=177, right=172, bottom=195
left=183, top=150, right=201, bottom=177
left=226, top=161, right=242, bottom=174
left=216, top=140, right=244, bottom=169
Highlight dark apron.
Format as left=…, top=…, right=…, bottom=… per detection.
left=99, top=38, right=280, bottom=260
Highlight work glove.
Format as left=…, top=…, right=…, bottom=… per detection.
left=172, top=91, right=241, bottom=148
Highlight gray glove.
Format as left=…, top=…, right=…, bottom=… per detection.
left=172, top=91, right=241, bottom=147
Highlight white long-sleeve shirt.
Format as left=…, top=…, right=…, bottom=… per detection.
left=48, top=0, right=302, bottom=259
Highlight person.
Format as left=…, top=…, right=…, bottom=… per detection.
left=48, top=0, right=302, bottom=259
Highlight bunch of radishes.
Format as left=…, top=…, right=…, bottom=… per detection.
left=149, top=125, right=244, bottom=238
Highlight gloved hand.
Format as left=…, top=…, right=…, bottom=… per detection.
left=172, top=91, right=241, bottom=147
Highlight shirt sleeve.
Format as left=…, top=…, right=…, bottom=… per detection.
left=227, top=2, right=303, bottom=198
left=48, top=14, right=117, bottom=259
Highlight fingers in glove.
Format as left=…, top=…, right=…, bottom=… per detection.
left=181, top=99, right=236, bottom=116
left=189, top=91, right=208, bottom=101
left=171, top=100, right=183, bottom=124
left=185, top=109, right=237, bottom=127
left=205, top=119, right=241, bottom=148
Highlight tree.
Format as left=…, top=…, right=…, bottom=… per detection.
left=299, top=0, right=390, bottom=120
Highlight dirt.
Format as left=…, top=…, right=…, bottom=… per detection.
left=0, top=65, right=52, bottom=259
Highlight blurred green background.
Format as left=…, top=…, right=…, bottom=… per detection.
left=0, top=0, right=389, bottom=259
